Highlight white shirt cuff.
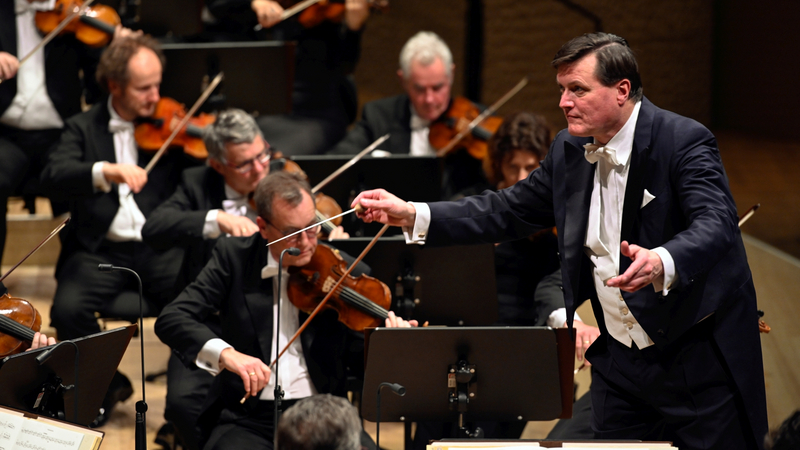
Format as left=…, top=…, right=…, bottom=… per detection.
left=92, top=162, right=112, bottom=193
left=196, top=338, right=233, bottom=375
left=546, top=308, right=582, bottom=328
left=402, top=202, right=430, bottom=245
left=651, top=246, right=676, bottom=295
left=205, top=209, right=222, bottom=239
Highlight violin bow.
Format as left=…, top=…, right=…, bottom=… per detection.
left=253, top=0, right=325, bottom=31
left=242, top=222, right=391, bottom=403
left=311, top=134, right=389, bottom=194
left=738, top=203, right=760, bottom=227
left=141, top=72, right=224, bottom=174
left=0, top=216, right=70, bottom=284
left=0, top=0, right=96, bottom=84
left=436, top=76, right=529, bottom=157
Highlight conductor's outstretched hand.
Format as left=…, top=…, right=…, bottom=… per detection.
left=352, top=189, right=416, bottom=228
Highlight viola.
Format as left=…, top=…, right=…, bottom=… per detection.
left=135, top=97, right=214, bottom=160
left=35, top=0, right=120, bottom=48
left=287, top=244, right=390, bottom=331
left=0, top=293, right=42, bottom=357
left=429, top=96, right=503, bottom=161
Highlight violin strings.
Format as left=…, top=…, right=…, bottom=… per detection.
left=335, top=286, right=389, bottom=319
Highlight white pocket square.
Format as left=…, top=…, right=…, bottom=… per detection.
left=641, top=189, right=655, bottom=208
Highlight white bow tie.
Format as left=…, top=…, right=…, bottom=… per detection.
left=222, top=198, right=249, bottom=217
left=108, top=117, right=134, bottom=134
left=410, top=114, right=430, bottom=131
left=584, top=143, right=620, bottom=166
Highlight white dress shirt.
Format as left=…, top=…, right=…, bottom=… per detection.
left=203, top=184, right=259, bottom=239
left=0, top=0, right=63, bottom=130
left=90, top=97, right=147, bottom=242
left=196, top=251, right=317, bottom=401
left=409, top=107, right=436, bottom=156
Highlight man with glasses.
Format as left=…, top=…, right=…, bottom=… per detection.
left=143, top=108, right=347, bottom=450
left=155, top=171, right=416, bottom=450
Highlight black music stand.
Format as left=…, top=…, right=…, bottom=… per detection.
left=0, top=325, right=136, bottom=426
left=361, top=327, right=574, bottom=436
left=160, top=41, right=296, bottom=116
left=330, top=236, right=497, bottom=326
left=291, top=155, right=441, bottom=237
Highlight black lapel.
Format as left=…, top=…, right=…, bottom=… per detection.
left=208, top=169, right=227, bottom=209
left=619, top=100, right=654, bottom=273
left=395, top=95, right=412, bottom=154
left=244, top=240, right=277, bottom=361
left=562, top=138, right=594, bottom=308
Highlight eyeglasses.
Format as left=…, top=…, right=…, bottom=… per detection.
left=225, top=142, right=272, bottom=174
left=266, top=220, right=321, bottom=245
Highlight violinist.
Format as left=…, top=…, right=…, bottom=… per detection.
left=39, top=34, right=198, bottom=427
left=0, top=0, right=139, bottom=282
left=329, top=31, right=486, bottom=199
left=155, top=171, right=415, bottom=450
left=203, top=0, right=370, bottom=155
left=142, top=108, right=348, bottom=450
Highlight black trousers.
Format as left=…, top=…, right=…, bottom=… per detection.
left=165, top=353, right=215, bottom=450
left=587, top=320, right=758, bottom=450
left=50, top=240, right=183, bottom=340
left=0, top=125, right=62, bottom=264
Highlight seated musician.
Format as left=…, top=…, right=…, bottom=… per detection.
left=155, top=171, right=416, bottom=450
left=0, top=0, right=139, bottom=295
left=39, top=34, right=199, bottom=427
left=203, top=0, right=371, bottom=155
left=328, top=31, right=486, bottom=199
left=142, top=109, right=347, bottom=450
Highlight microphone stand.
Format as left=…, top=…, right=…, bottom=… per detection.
left=376, top=382, right=406, bottom=450
left=274, top=247, right=299, bottom=447
left=98, top=264, right=147, bottom=450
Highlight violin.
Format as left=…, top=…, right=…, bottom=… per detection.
left=35, top=0, right=120, bottom=48
left=429, top=96, right=504, bottom=161
left=287, top=244, right=390, bottom=331
left=0, top=293, right=42, bottom=357
left=293, top=0, right=389, bottom=29
left=135, top=97, right=214, bottom=160
left=274, top=155, right=345, bottom=238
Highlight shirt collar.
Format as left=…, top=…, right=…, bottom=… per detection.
left=593, top=100, right=642, bottom=167
left=224, top=183, right=246, bottom=201
left=409, top=105, right=430, bottom=131
left=261, top=249, right=281, bottom=279
left=107, top=96, right=132, bottom=126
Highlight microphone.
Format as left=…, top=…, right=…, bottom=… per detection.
left=376, top=382, right=406, bottom=450
left=98, top=264, right=147, bottom=450
left=274, top=247, right=300, bottom=446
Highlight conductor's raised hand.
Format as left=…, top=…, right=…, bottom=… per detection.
left=351, top=189, right=416, bottom=228
left=219, top=347, right=271, bottom=398
left=606, top=241, right=664, bottom=292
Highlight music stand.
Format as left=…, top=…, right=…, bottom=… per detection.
left=0, top=325, right=137, bottom=426
left=160, top=41, right=296, bottom=116
left=330, top=236, right=497, bottom=326
left=292, top=155, right=441, bottom=237
left=361, top=327, right=574, bottom=435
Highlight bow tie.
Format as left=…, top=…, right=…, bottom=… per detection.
left=108, top=117, right=134, bottom=134
left=410, top=114, right=430, bottom=131
left=584, top=143, right=620, bottom=166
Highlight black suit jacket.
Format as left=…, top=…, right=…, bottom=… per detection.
left=154, top=235, right=359, bottom=421
left=329, top=94, right=486, bottom=198
left=423, top=98, right=767, bottom=443
left=40, top=101, right=198, bottom=269
left=0, top=3, right=101, bottom=120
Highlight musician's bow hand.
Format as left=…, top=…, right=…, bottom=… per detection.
left=219, top=347, right=271, bottom=398
left=251, top=0, right=284, bottom=29
left=352, top=189, right=416, bottom=228
left=102, top=163, right=148, bottom=193
left=28, top=332, right=56, bottom=351
left=0, top=52, right=20, bottom=81
left=384, top=311, right=418, bottom=328
left=217, top=212, right=259, bottom=237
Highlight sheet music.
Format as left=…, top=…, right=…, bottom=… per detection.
left=12, top=419, right=84, bottom=450
left=0, top=415, right=24, bottom=450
